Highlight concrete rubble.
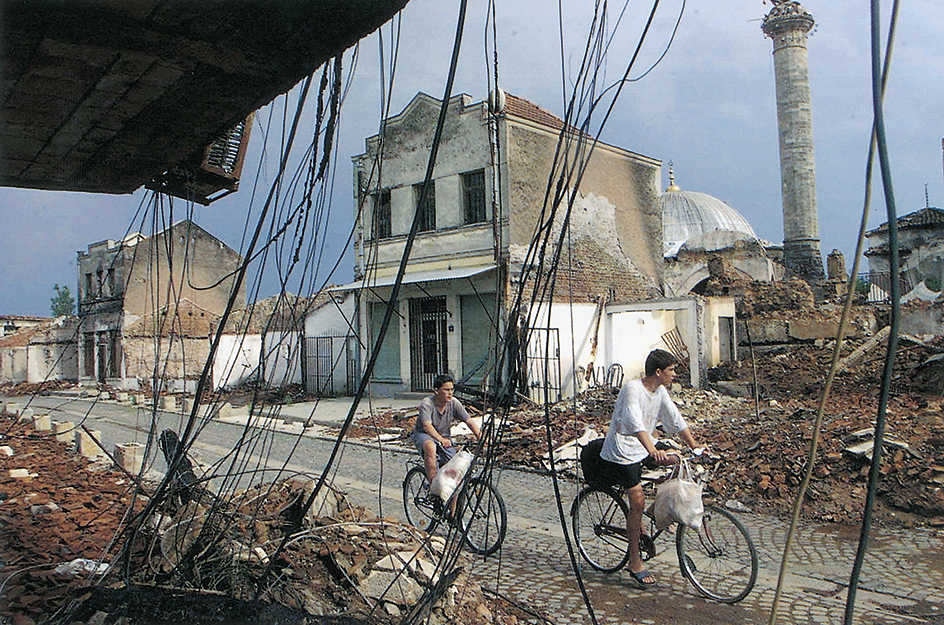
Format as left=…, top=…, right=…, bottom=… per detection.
left=0, top=408, right=527, bottom=625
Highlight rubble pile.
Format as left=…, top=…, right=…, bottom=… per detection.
left=356, top=331, right=944, bottom=528
left=0, top=413, right=531, bottom=625
left=0, top=414, right=145, bottom=624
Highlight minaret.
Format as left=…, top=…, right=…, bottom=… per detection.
left=762, top=1, right=824, bottom=282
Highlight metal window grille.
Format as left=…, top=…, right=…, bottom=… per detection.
left=856, top=272, right=913, bottom=303
left=462, top=170, right=486, bottom=224
left=414, top=182, right=436, bottom=232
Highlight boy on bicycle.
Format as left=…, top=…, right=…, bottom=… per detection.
left=412, top=374, right=482, bottom=485
left=587, top=349, right=702, bottom=587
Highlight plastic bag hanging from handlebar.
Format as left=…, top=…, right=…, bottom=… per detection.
left=430, top=450, right=473, bottom=501
left=653, top=456, right=704, bottom=530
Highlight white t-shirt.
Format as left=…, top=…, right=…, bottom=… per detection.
left=600, top=379, right=688, bottom=465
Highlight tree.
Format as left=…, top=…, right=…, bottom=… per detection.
left=50, top=284, right=75, bottom=317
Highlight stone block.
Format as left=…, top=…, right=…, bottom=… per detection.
left=160, top=396, right=178, bottom=412
left=788, top=319, right=839, bottom=341
left=6, top=403, right=20, bottom=416
left=32, top=414, right=52, bottom=432
left=181, top=397, right=192, bottom=414
left=217, top=402, right=232, bottom=418
left=76, top=429, right=104, bottom=459
left=744, top=318, right=788, bottom=343
left=129, top=394, right=139, bottom=405
left=98, top=391, right=111, bottom=401
left=0, top=446, right=13, bottom=457
left=114, top=442, right=146, bottom=475
left=9, top=468, right=33, bottom=479
left=116, top=392, right=130, bottom=403
left=54, top=421, right=75, bottom=443
left=18, top=408, right=34, bottom=423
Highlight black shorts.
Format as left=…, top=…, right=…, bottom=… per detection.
left=580, top=438, right=657, bottom=490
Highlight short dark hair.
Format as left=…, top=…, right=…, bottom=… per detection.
left=645, top=349, right=678, bottom=377
left=433, top=374, right=454, bottom=390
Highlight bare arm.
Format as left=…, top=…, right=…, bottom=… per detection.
left=422, top=418, right=452, bottom=448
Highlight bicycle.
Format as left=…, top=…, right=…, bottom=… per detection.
left=570, top=446, right=758, bottom=603
left=402, top=443, right=508, bottom=556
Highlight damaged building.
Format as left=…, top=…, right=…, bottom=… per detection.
left=661, top=168, right=781, bottom=297
left=336, top=91, right=736, bottom=399
left=77, top=220, right=245, bottom=391
left=865, top=203, right=944, bottom=297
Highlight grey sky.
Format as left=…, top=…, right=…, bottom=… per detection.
left=1, top=0, right=940, bottom=316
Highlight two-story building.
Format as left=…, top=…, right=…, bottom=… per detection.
left=337, top=91, right=681, bottom=398
left=77, top=220, right=245, bottom=390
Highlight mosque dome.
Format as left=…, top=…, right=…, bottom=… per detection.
left=661, top=168, right=759, bottom=257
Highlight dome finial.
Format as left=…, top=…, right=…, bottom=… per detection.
left=666, top=161, right=680, bottom=192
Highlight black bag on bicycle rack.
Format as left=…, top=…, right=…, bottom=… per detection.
left=579, top=438, right=609, bottom=489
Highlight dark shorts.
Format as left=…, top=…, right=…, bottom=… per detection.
left=580, top=438, right=657, bottom=490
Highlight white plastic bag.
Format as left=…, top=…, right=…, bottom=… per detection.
left=653, top=457, right=704, bottom=529
left=429, top=450, right=473, bottom=501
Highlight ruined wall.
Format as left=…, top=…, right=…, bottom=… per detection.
left=124, top=221, right=245, bottom=321
left=504, top=120, right=662, bottom=305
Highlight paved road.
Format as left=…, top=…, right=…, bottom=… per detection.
left=5, top=393, right=944, bottom=624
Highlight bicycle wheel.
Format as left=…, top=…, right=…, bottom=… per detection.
left=572, top=487, right=631, bottom=573
left=458, top=477, right=507, bottom=556
left=403, top=466, right=437, bottom=533
left=676, top=504, right=758, bottom=603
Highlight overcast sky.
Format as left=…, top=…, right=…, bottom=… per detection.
left=1, top=0, right=941, bottom=317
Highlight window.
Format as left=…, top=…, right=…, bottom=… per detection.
left=373, top=190, right=391, bottom=239
left=413, top=181, right=436, bottom=232
left=462, top=170, right=487, bottom=224
left=107, top=267, right=116, bottom=297
left=84, top=273, right=94, bottom=300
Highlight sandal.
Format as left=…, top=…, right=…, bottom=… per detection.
left=629, top=568, right=657, bottom=587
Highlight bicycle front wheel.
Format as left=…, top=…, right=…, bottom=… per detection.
left=676, top=504, right=758, bottom=603
left=458, top=477, right=507, bottom=556
left=403, top=466, right=437, bottom=533
left=572, top=487, right=631, bottom=573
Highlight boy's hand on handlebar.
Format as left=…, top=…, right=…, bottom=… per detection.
left=441, top=437, right=452, bottom=448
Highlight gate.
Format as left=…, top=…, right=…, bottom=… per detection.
left=409, top=297, right=448, bottom=392
left=303, top=334, right=359, bottom=396
left=526, top=327, right=561, bottom=404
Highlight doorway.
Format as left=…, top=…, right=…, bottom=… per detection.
left=409, top=297, right=448, bottom=392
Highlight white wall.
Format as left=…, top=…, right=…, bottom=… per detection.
left=305, top=292, right=355, bottom=336
left=213, top=334, right=261, bottom=390
left=261, top=331, right=302, bottom=387
left=27, top=342, right=78, bottom=383
left=0, top=347, right=27, bottom=384
left=527, top=301, right=598, bottom=400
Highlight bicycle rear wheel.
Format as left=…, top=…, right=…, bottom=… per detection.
left=458, top=477, right=507, bottom=556
left=572, top=487, right=631, bottom=573
left=676, top=504, right=758, bottom=603
left=403, top=466, right=437, bottom=533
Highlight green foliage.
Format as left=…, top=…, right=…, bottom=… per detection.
left=50, top=284, right=75, bottom=317
left=853, top=278, right=871, bottom=295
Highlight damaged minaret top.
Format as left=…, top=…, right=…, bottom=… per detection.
left=762, top=1, right=825, bottom=283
